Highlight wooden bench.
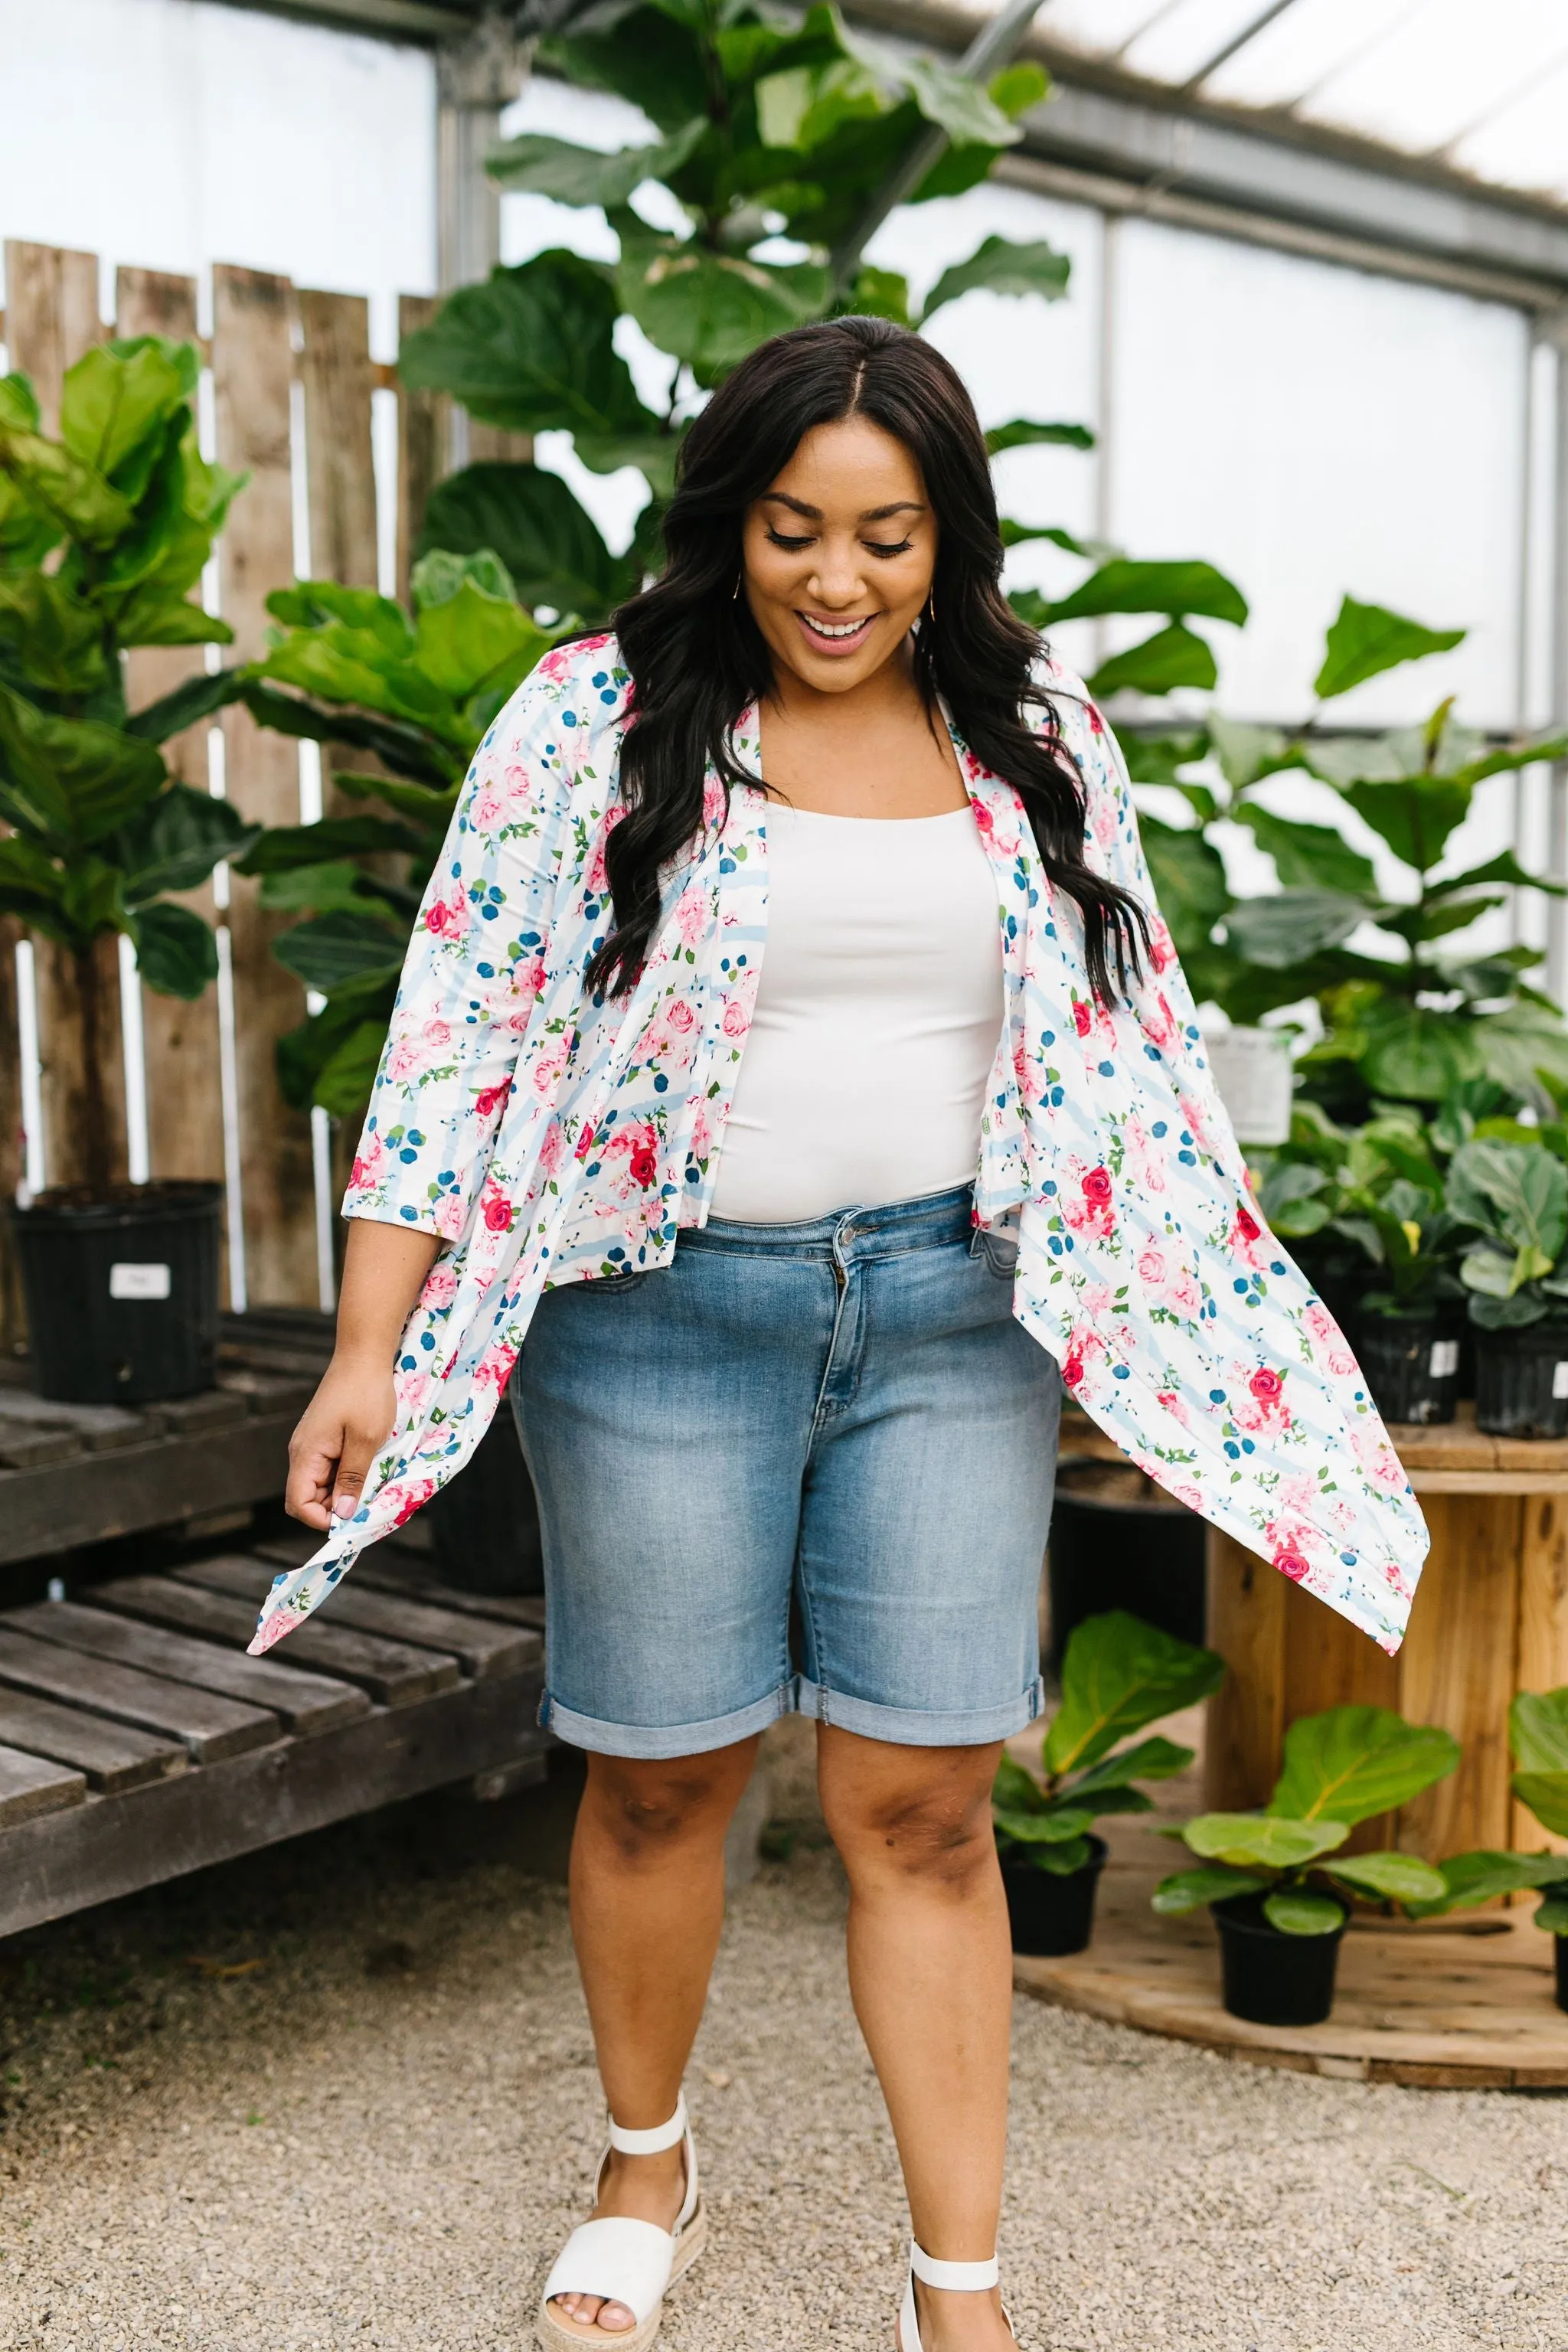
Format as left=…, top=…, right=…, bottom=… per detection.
left=0, top=1541, right=548, bottom=1942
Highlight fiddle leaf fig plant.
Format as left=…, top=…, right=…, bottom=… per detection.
left=1154, top=1705, right=1459, bottom=1935
left=0, top=340, right=259, bottom=1194
left=993, top=1612, right=1223, bottom=1877
left=1444, top=1139, right=1568, bottom=1328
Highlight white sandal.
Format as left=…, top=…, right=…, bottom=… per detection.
left=537, top=2093, right=706, bottom=2350
left=897, top=2239, right=1015, bottom=2351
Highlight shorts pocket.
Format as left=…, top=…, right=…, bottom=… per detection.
left=972, top=1228, right=1019, bottom=1279
left=573, top=1269, right=650, bottom=1295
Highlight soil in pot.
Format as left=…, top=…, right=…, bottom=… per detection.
left=1212, top=1891, right=1343, bottom=2027
left=1474, top=1321, right=1568, bottom=1440
left=421, top=1394, right=544, bottom=1596
left=10, top=1181, right=222, bottom=1404
left=1048, top=1462, right=1204, bottom=1670
left=1355, top=1309, right=1459, bottom=1427
left=1001, top=1835, right=1108, bottom=1957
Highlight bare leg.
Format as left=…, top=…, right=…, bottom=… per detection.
left=818, top=1726, right=1016, bottom=2352
left=551, top=1734, right=762, bottom=2337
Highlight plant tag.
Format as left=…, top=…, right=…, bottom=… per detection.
left=109, top=1262, right=171, bottom=1301
left=1428, top=1340, right=1459, bottom=1380
left=1554, top=1362, right=1568, bottom=1401
left=1200, top=1026, right=1293, bottom=1146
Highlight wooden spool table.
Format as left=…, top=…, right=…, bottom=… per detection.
left=1024, top=1407, right=1568, bottom=2082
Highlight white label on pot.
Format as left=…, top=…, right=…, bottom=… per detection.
left=1429, top=1340, right=1460, bottom=1380
left=1554, top=1362, right=1568, bottom=1401
left=1201, top=1027, right=1293, bottom=1146
left=109, top=1262, right=170, bottom=1301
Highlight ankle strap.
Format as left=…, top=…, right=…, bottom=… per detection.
left=910, top=2240, right=999, bottom=2292
left=607, top=2093, right=688, bottom=2156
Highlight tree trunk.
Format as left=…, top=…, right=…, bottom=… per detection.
left=74, top=941, right=113, bottom=1199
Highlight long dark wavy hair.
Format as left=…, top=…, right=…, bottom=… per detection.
left=590, top=313, right=1148, bottom=1004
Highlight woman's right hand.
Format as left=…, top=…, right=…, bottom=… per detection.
left=286, top=1356, right=397, bottom=1530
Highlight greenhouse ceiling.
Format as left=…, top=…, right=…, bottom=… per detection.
left=235, top=0, right=1568, bottom=300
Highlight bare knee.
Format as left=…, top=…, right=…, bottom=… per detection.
left=582, top=1740, right=756, bottom=1867
left=819, top=1737, right=999, bottom=1896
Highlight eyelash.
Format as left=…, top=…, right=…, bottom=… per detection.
left=765, top=530, right=913, bottom=558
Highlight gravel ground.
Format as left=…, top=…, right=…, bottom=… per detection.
left=0, top=1753, right=1565, bottom=2352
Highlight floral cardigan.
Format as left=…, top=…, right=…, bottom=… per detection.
left=250, top=632, right=1429, bottom=1661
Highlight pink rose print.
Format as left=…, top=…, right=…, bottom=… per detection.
left=1138, top=1247, right=1166, bottom=1287
left=420, top=1263, right=459, bottom=1310
left=385, top=1037, right=420, bottom=1084
left=691, top=1107, right=713, bottom=1162
left=586, top=803, right=626, bottom=895
left=668, top=998, right=695, bottom=1034
left=721, top=997, right=750, bottom=1040
left=350, top=1135, right=385, bottom=1191
left=1073, top=1001, right=1093, bottom=1039
left=1148, top=916, right=1176, bottom=975
left=481, top=1185, right=514, bottom=1235
left=1273, top=1547, right=1312, bottom=1584
left=1063, top=1165, right=1115, bottom=1240
left=1250, top=1367, right=1284, bottom=1410
left=386, top=1477, right=436, bottom=1527
left=538, top=1120, right=565, bottom=1177
left=433, top=1193, right=466, bottom=1242
left=424, top=888, right=469, bottom=940
left=472, top=787, right=506, bottom=831
left=474, top=1080, right=511, bottom=1124
left=531, top=1037, right=570, bottom=1098
left=675, top=886, right=709, bottom=947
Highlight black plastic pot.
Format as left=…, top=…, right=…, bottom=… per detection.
left=1474, top=1321, right=1568, bottom=1440
left=1555, top=1935, right=1568, bottom=2017
left=10, top=1181, right=221, bottom=1403
left=1001, top=1835, right=1108, bottom=1957
left=420, top=1387, right=544, bottom=1595
left=1048, top=1464, right=1205, bottom=1670
left=1355, top=1309, right=1459, bottom=1428
left=1212, top=1891, right=1343, bottom=2026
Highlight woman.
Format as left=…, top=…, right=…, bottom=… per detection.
left=270, top=317, right=1426, bottom=2352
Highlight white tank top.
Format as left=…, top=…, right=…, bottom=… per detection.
left=707, top=801, right=1004, bottom=1225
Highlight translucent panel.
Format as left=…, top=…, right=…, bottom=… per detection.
left=1033, top=0, right=1180, bottom=57
left=1200, top=0, right=1419, bottom=109
left=1107, top=220, right=1527, bottom=731
left=1298, top=0, right=1568, bottom=158
left=1452, top=58, right=1568, bottom=203
left=1122, top=0, right=1303, bottom=88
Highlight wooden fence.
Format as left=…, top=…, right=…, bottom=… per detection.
left=0, top=240, right=525, bottom=1325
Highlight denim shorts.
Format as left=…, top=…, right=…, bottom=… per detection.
left=511, top=1183, right=1061, bottom=1760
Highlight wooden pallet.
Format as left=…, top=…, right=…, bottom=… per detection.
left=0, top=1308, right=331, bottom=1566
left=1013, top=1812, right=1568, bottom=2089
left=0, top=1543, right=546, bottom=1941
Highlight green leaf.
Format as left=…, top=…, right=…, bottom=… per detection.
left=238, top=682, right=454, bottom=788
left=259, top=858, right=377, bottom=916
left=1513, top=1770, right=1568, bottom=1838
left=271, top=910, right=407, bottom=991
left=1323, top=1851, right=1446, bottom=1903
left=313, top=1017, right=391, bottom=1119
left=991, top=1804, right=1093, bottom=1844
left=113, top=590, right=233, bottom=648
left=1341, top=777, right=1472, bottom=876
left=1152, top=1864, right=1269, bottom=1913
left=541, top=4, right=707, bottom=137
left=129, top=900, right=217, bottom=998
left=413, top=577, right=550, bottom=705
left=1429, top=850, right=1567, bottom=903
left=616, top=218, right=821, bottom=374
left=118, top=782, right=257, bottom=903
left=419, top=462, right=633, bottom=619
left=1315, top=596, right=1465, bottom=701
left=1263, top=1889, right=1345, bottom=1936
left=124, top=665, right=249, bottom=743
left=485, top=119, right=705, bottom=207
left=1063, top=1736, right=1194, bottom=1801
left=991, top=1752, right=1046, bottom=1815
left=1225, top=890, right=1367, bottom=969
left=1511, top=1687, right=1568, bottom=1773
left=1446, top=1142, right=1568, bottom=1268
left=253, top=629, right=459, bottom=746
left=238, top=815, right=426, bottom=874
left=1233, top=805, right=1377, bottom=897
left=1183, top=1813, right=1348, bottom=1869
left=985, top=418, right=1095, bottom=456
left=1267, top=1704, right=1459, bottom=1826
left=58, top=341, right=189, bottom=492
left=1360, top=1000, right=1484, bottom=1102
left=1015, top=1834, right=1096, bottom=1877
left=0, top=571, right=108, bottom=696
left=0, top=377, right=135, bottom=548
left=1089, top=624, right=1217, bottom=700
left=1404, top=1848, right=1568, bottom=1917
left=1536, top=1893, right=1568, bottom=1934
left=1045, top=560, right=1248, bottom=629
left=0, top=678, right=165, bottom=848
left=1044, top=1610, right=1224, bottom=1778
left=921, top=237, right=1070, bottom=320
left=398, top=251, right=655, bottom=443
left=1137, top=815, right=1229, bottom=956
left=844, top=264, right=911, bottom=325
left=1208, top=714, right=1292, bottom=789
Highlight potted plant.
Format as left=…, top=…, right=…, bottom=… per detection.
left=994, top=1611, right=1223, bottom=1957
left=1154, top=1704, right=1460, bottom=2025
left=0, top=341, right=258, bottom=1401
left=1444, top=1140, right=1568, bottom=1436
left=1509, top=1687, right=1568, bottom=2011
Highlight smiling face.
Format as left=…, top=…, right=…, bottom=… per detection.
left=740, top=414, right=936, bottom=697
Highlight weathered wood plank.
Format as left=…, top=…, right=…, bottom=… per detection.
left=0, top=1420, right=80, bottom=1468
left=155, top=1390, right=249, bottom=1436
left=211, top=263, right=316, bottom=1306
left=0, top=1684, right=185, bottom=1792
left=0, top=1407, right=297, bottom=1566
left=116, top=264, right=227, bottom=1197
left=4, top=243, right=125, bottom=1197
left=0, top=1626, right=277, bottom=1763
left=0, top=1664, right=545, bottom=1940
left=298, top=287, right=378, bottom=599
left=1397, top=1494, right=1524, bottom=1860
left=0, top=1745, right=86, bottom=1829
left=1202, top=1528, right=1286, bottom=1810
left=148, top=1562, right=462, bottom=1704
left=11, top=1594, right=371, bottom=1737
left=396, top=292, right=444, bottom=605
left=272, top=1577, right=538, bottom=1678
left=350, top=1547, right=546, bottom=1630
left=0, top=1391, right=149, bottom=1451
